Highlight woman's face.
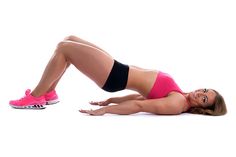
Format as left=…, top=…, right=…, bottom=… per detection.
left=188, top=88, right=216, bottom=107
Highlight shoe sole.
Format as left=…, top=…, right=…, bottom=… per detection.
left=46, top=99, right=60, bottom=105
left=10, top=104, right=46, bottom=110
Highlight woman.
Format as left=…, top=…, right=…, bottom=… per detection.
left=9, top=35, right=227, bottom=116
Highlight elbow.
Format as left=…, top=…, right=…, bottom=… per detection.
left=136, top=100, right=156, bottom=113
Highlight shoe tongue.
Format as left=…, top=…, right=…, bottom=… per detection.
left=25, top=89, right=31, bottom=96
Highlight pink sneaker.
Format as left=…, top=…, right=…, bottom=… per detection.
left=45, top=90, right=59, bottom=105
left=9, top=89, right=46, bottom=109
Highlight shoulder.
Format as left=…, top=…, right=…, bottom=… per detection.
left=168, top=92, right=188, bottom=112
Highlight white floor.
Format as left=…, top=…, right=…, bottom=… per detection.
left=1, top=0, right=236, bottom=157
left=1, top=99, right=235, bottom=157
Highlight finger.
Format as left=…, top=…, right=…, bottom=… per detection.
left=90, top=101, right=105, bottom=106
left=89, top=101, right=99, bottom=105
left=79, top=109, right=85, bottom=113
left=98, top=102, right=104, bottom=106
left=79, top=110, right=95, bottom=116
left=99, top=103, right=107, bottom=106
left=79, top=109, right=89, bottom=113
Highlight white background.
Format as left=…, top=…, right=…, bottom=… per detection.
left=0, top=0, right=235, bottom=157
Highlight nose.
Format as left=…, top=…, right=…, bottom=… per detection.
left=195, top=91, right=204, bottom=98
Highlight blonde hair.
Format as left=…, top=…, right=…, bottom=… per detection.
left=187, top=90, right=227, bottom=116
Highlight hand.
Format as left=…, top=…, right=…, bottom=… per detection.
left=79, top=108, right=106, bottom=116
left=89, top=99, right=110, bottom=106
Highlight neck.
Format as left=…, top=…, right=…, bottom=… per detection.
left=183, top=93, right=192, bottom=108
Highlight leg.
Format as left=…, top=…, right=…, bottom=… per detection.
left=31, top=40, right=114, bottom=97
left=31, top=44, right=69, bottom=97
left=45, top=62, right=70, bottom=93
left=63, top=35, right=111, bottom=56
left=45, top=35, right=111, bottom=93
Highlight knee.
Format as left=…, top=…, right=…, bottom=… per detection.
left=64, top=35, right=79, bottom=41
left=55, top=41, right=73, bottom=61
left=56, top=41, right=72, bottom=52
left=57, top=41, right=68, bottom=48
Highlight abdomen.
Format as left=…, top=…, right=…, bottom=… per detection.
left=126, top=66, right=159, bottom=97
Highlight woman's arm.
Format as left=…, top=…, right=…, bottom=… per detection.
left=89, top=94, right=145, bottom=106
left=80, top=94, right=185, bottom=116
left=80, top=100, right=141, bottom=115
left=109, top=94, right=145, bottom=103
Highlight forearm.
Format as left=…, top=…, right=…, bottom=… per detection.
left=103, top=100, right=141, bottom=115
left=109, top=94, right=144, bottom=104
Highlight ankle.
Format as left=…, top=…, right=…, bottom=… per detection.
left=31, top=91, right=44, bottom=98
left=46, top=89, right=56, bottom=95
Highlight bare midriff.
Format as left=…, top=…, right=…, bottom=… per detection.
left=126, top=66, right=159, bottom=98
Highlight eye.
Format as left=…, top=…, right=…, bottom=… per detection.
left=203, top=97, right=206, bottom=103
left=203, top=96, right=208, bottom=104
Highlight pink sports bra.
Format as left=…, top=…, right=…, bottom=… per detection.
left=147, top=71, right=183, bottom=99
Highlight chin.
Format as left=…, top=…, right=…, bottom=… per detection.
left=188, top=94, right=193, bottom=101
left=188, top=98, right=196, bottom=106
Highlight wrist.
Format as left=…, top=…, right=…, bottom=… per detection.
left=107, top=98, right=113, bottom=103
left=103, top=106, right=109, bottom=114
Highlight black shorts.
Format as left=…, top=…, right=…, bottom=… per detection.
left=102, top=60, right=129, bottom=92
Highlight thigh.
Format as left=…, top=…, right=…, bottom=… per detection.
left=64, top=35, right=111, bottom=57
left=61, top=41, right=114, bottom=87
